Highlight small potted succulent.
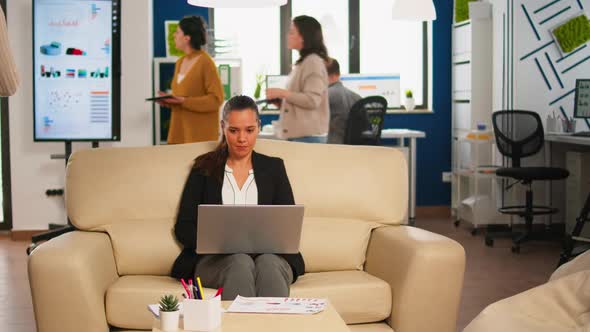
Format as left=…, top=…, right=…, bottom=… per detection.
left=404, top=89, right=415, bottom=111
left=159, top=294, right=180, bottom=332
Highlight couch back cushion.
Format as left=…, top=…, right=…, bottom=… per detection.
left=66, top=140, right=407, bottom=275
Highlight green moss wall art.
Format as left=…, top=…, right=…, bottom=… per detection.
left=165, top=21, right=184, bottom=57
left=552, top=14, right=590, bottom=54
left=455, top=0, right=478, bottom=23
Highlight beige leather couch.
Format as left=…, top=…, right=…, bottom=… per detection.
left=28, top=140, right=466, bottom=332
left=464, top=250, right=590, bottom=332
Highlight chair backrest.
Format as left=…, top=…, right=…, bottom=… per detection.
left=492, top=110, right=544, bottom=167
left=344, top=96, right=387, bottom=145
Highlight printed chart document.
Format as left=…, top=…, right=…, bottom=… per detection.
left=227, top=296, right=327, bottom=314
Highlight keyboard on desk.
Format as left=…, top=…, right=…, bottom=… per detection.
left=572, top=131, right=590, bottom=137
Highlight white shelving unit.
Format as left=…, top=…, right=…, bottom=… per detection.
left=451, top=1, right=507, bottom=231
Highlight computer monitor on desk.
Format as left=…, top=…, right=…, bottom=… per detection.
left=573, top=79, right=590, bottom=137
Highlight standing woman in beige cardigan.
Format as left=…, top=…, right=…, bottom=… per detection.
left=0, top=5, right=18, bottom=96
left=266, top=15, right=329, bottom=143
left=157, top=16, right=224, bottom=144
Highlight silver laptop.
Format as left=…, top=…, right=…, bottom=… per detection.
left=196, top=205, right=305, bottom=254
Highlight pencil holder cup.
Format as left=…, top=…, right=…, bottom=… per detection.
left=562, top=119, right=577, bottom=133
left=183, top=295, right=222, bottom=331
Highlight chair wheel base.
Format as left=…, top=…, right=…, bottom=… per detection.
left=511, top=245, right=520, bottom=254
left=453, top=220, right=460, bottom=227
left=471, top=228, right=478, bottom=236
left=485, top=237, right=494, bottom=247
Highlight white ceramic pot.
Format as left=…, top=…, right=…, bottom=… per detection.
left=160, top=310, right=180, bottom=332
left=405, top=97, right=415, bottom=111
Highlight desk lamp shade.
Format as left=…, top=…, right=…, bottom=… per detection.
left=392, top=0, right=437, bottom=21
left=187, top=0, right=287, bottom=7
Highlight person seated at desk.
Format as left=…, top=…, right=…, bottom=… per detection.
left=326, top=58, right=361, bottom=144
left=171, top=95, right=305, bottom=300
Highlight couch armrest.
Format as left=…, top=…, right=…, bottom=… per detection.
left=28, top=231, right=119, bottom=332
left=365, top=226, right=465, bottom=332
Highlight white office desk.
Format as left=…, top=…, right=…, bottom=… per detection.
left=545, top=133, right=590, bottom=146
left=258, top=127, right=426, bottom=223
left=544, top=133, right=590, bottom=232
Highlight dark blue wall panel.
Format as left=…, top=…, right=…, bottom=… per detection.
left=153, top=1, right=209, bottom=57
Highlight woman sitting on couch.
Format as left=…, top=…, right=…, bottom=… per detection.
left=171, top=95, right=305, bottom=300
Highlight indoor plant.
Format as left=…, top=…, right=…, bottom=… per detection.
left=159, top=294, right=180, bottom=332
left=404, top=89, right=415, bottom=111
left=253, top=73, right=265, bottom=100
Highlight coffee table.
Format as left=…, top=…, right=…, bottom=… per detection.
left=152, top=301, right=349, bottom=332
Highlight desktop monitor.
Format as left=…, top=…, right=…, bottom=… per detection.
left=574, top=79, right=590, bottom=119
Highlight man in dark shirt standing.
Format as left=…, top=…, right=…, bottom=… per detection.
left=327, top=59, right=361, bottom=144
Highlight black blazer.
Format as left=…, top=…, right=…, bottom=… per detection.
left=171, top=151, right=305, bottom=282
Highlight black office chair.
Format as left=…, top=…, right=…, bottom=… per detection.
left=485, top=110, right=570, bottom=253
left=343, top=96, right=387, bottom=146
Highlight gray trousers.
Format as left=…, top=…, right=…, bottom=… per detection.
left=195, top=253, right=293, bottom=300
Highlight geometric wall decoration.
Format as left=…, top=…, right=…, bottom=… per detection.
left=513, top=0, right=590, bottom=130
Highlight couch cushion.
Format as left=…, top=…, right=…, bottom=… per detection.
left=107, top=271, right=391, bottom=329
left=67, top=140, right=407, bottom=231
left=550, top=250, right=590, bottom=282
left=464, top=270, right=590, bottom=332
left=349, top=323, right=394, bottom=332
left=291, top=271, right=391, bottom=324
left=102, top=217, right=379, bottom=276
left=300, top=218, right=381, bottom=272
left=103, top=221, right=180, bottom=276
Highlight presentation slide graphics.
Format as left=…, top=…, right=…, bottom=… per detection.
left=34, top=0, right=118, bottom=141
left=66, top=47, right=87, bottom=55
left=40, top=65, right=61, bottom=78
left=40, top=41, right=62, bottom=55
left=66, top=69, right=76, bottom=78
left=91, top=67, right=109, bottom=78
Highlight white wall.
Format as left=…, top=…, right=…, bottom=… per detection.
left=491, top=0, right=590, bottom=121
left=8, top=0, right=153, bottom=230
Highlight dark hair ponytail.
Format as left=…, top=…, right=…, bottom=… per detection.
left=293, top=15, right=329, bottom=65
left=178, top=15, right=207, bottom=51
left=193, top=96, right=260, bottom=182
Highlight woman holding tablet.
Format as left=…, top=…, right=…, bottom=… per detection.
left=156, top=16, right=224, bottom=144
left=171, top=95, right=305, bottom=300
left=265, top=15, right=330, bottom=143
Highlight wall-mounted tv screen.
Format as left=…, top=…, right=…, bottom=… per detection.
left=33, top=0, right=120, bottom=141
